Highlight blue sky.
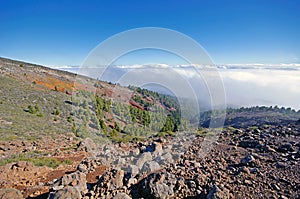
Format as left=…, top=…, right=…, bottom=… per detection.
left=0, top=0, right=300, bottom=66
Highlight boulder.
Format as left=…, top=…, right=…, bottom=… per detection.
left=52, top=171, right=87, bottom=196
left=238, top=140, right=260, bottom=148
left=153, top=142, right=163, bottom=155
left=162, top=152, right=173, bottom=164
left=132, top=172, right=175, bottom=199
left=207, top=184, right=229, bottom=199
left=93, top=169, right=126, bottom=196
left=135, top=152, right=152, bottom=169
left=130, top=148, right=140, bottom=156
left=128, top=165, right=139, bottom=177
left=141, top=161, right=161, bottom=173
left=111, top=170, right=124, bottom=189
left=77, top=163, right=87, bottom=173
left=240, top=154, right=255, bottom=166
left=51, top=186, right=81, bottom=199
left=277, top=143, right=294, bottom=153
left=149, top=182, right=174, bottom=199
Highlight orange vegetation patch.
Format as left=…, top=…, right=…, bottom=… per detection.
left=34, top=76, right=75, bottom=92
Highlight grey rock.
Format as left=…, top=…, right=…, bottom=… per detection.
left=194, top=161, right=201, bottom=168
left=115, top=157, right=126, bottom=166
left=277, top=143, right=294, bottom=153
left=53, top=171, right=87, bottom=196
left=238, top=140, right=260, bottom=148
left=187, top=180, right=196, bottom=189
left=207, top=184, right=229, bottom=199
left=276, top=162, right=287, bottom=168
left=111, top=170, right=124, bottom=189
left=130, top=148, right=140, bottom=156
left=113, top=192, right=131, bottom=199
left=265, top=145, right=276, bottom=152
left=240, top=154, right=255, bottom=165
left=135, top=152, right=152, bottom=169
left=153, top=142, right=163, bottom=155
left=51, top=186, right=81, bottom=199
left=128, top=165, right=139, bottom=177
left=52, top=185, right=64, bottom=191
left=78, top=163, right=87, bottom=173
left=253, top=128, right=261, bottom=134
left=149, top=182, right=174, bottom=199
left=127, top=177, right=137, bottom=187
left=132, top=172, right=174, bottom=199
left=141, top=161, right=161, bottom=173
left=279, top=195, right=289, bottom=199
left=249, top=167, right=258, bottom=173
left=162, top=152, right=174, bottom=164
left=271, top=183, right=280, bottom=191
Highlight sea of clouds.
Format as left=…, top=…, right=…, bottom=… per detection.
left=55, top=63, right=300, bottom=110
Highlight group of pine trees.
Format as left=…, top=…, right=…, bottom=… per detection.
left=70, top=87, right=183, bottom=141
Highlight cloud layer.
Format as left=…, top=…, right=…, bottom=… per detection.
left=55, top=63, right=300, bottom=110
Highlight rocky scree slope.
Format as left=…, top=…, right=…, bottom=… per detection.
left=44, top=122, right=300, bottom=199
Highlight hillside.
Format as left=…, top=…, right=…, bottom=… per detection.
left=0, top=57, right=184, bottom=143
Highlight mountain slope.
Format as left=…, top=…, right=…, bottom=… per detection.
left=0, top=57, right=183, bottom=143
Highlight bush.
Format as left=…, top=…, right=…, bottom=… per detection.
left=37, top=113, right=43, bottom=117
left=109, top=129, right=118, bottom=138
left=26, top=104, right=42, bottom=116
left=53, top=108, right=60, bottom=116
left=72, top=123, right=77, bottom=135
left=27, top=105, right=37, bottom=114
left=67, top=116, right=73, bottom=123
left=157, top=130, right=176, bottom=137
left=75, top=123, right=88, bottom=138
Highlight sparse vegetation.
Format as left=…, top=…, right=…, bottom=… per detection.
left=0, top=153, right=72, bottom=169
left=67, top=115, right=73, bottom=123
left=27, top=105, right=37, bottom=114
left=25, top=104, right=43, bottom=117
left=157, top=130, right=176, bottom=137
left=52, top=107, right=60, bottom=116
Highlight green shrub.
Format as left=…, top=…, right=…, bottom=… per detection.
left=37, top=113, right=43, bottom=117
left=26, top=104, right=43, bottom=116
left=67, top=116, right=73, bottom=123
left=157, top=130, right=176, bottom=137
left=53, top=108, right=60, bottom=116
left=27, top=105, right=37, bottom=114
left=72, top=123, right=77, bottom=135
left=75, top=123, right=88, bottom=138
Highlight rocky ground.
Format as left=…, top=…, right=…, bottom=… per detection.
left=0, top=122, right=299, bottom=198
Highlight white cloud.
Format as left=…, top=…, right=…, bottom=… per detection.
left=51, top=65, right=79, bottom=69
left=54, top=62, right=300, bottom=110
